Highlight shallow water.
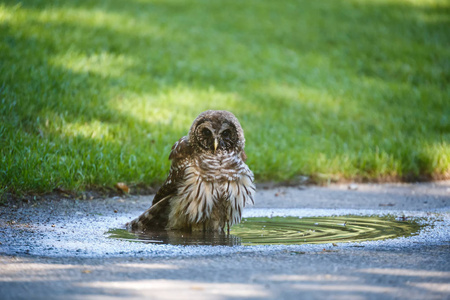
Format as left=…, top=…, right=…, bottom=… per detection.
left=107, top=215, right=423, bottom=246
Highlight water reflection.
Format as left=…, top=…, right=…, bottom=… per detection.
left=107, top=228, right=242, bottom=246
left=107, top=215, right=423, bottom=246
left=232, top=216, right=422, bottom=245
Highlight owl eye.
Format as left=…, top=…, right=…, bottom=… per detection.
left=221, top=129, right=231, bottom=138
left=201, top=128, right=212, bottom=137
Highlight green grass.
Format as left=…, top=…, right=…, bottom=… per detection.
left=1, top=0, right=449, bottom=195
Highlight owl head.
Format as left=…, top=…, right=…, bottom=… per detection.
left=188, top=110, right=246, bottom=154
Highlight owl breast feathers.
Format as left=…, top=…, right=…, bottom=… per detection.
left=127, top=110, right=255, bottom=233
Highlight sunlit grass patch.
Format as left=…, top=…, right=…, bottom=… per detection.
left=0, top=0, right=449, bottom=195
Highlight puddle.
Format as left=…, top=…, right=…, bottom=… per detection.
left=107, top=215, right=423, bottom=246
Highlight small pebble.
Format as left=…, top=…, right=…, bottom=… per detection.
left=348, top=184, right=358, bottom=190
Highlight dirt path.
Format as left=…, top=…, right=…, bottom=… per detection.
left=1, top=181, right=449, bottom=299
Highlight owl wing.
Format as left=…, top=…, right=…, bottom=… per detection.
left=240, top=150, right=247, bottom=162
left=152, top=136, right=191, bottom=205
left=127, top=136, right=192, bottom=232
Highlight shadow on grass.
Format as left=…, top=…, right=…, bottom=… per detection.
left=0, top=0, right=449, bottom=194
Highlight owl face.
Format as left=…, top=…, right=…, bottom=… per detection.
left=189, top=110, right=245, bottom=154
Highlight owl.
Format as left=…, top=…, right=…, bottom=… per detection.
left=127, top=110, right=255, bottom=233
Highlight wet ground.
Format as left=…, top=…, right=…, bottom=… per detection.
left=1, top=181, right=450, bottom=299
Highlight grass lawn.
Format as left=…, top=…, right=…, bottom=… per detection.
left=1, top=0, right=449, bottom=196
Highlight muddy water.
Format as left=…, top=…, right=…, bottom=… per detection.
left=107, top=215, right=423, bottom=246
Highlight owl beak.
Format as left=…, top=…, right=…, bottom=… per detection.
left=214, top=138, right=219, bottom=153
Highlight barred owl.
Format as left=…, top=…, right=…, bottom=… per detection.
left=127, top=110, right=255, bottom=233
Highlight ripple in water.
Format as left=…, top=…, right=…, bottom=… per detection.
left=107, top=215, right=423, bottom=246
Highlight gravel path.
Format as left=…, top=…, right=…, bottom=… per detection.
left=1, top=181, right=449, bottom=299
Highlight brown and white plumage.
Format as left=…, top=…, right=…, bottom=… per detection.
left=127, top=110, right=255, bottom=233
